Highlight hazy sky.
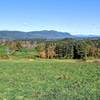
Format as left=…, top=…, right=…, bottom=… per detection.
left=0, top=0, right=100, bottom=35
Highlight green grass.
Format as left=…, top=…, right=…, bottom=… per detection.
left=0, top=59, right=99, bottom=100
left=13, top=48, right=39, bottom=59
left=0, top=45, right=7, bottom=56
left=0, top=45, right=39, bottom=59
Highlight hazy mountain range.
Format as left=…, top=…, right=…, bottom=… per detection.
left=0, top=30, right=99, bottom=40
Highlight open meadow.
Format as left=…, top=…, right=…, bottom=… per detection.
left=0, top=0, right=100, bottom=99
left=0, top=59, right=99, bottom=100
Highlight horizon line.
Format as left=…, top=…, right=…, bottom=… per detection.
left=0, top=29, right=99, bottom=36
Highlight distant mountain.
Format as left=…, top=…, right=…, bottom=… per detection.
left=74, top=34, right=100, bottom=39
left=0, top=30, right=99, bottom=40
left=0, top=30, right=72, bottom=40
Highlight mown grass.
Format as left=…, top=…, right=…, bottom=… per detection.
left=0, top=59, right=99, bottom=100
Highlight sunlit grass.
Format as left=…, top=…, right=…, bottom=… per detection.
left=0, top=59, right=99, bottom=100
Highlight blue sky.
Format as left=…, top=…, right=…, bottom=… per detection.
left=0, top=0, right=100, bottom=35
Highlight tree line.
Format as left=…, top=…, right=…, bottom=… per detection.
left=38, top=39, right=100, bottom=60
left=0, top=39, right=99, bottom=60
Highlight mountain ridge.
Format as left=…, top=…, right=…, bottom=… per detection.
left=0, top=30, right=99, bottom=40
left=0, top=30, right=72, bottom=40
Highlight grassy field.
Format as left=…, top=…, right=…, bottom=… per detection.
left=0, top=59, right=99, bottom=100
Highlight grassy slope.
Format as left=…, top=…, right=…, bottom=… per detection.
left=0, top=59, right=99, bottom=100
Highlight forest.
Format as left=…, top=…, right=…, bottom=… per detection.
left=0, top=39, right=100, bottom=60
